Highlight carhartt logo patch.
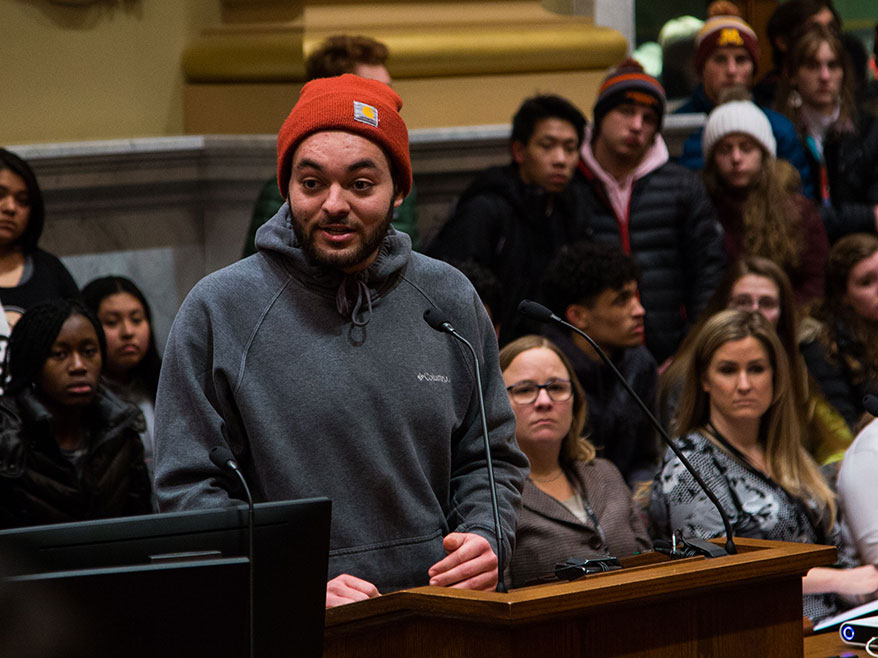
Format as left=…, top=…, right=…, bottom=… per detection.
left=353, top=101, right=379, bottom=127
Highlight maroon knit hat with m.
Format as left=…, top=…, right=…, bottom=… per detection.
left=276, top=74, right=411, bottom=199
left=695, top=14, right=759, bottom=76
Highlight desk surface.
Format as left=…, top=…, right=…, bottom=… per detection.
left=805, top=631, right=868, bottom=657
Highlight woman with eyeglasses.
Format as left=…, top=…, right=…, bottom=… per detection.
left=500, top=335, right=650, bottom=588
left=660, top=256, right=852, bottom=464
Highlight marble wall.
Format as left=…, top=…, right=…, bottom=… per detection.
left=9, top=115, right=700, bottom=350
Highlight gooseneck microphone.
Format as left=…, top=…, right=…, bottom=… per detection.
left=518, top=299, right=737, bottom=556
left=423, top=307, right=508, bottom=592
left=209, top=444, right=256, bottom=658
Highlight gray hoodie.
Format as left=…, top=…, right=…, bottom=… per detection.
left=153, top=204, right=527, bottom=592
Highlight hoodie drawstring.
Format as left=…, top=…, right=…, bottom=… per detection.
left=335, top=276, right=373, bottom=327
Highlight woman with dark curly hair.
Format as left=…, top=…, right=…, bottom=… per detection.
left=701, top=97, right=829, bottom=305
left=0, top=299, right=152, bottom=529
left=0, top=149, right=78, bottom=331
left=802, top=233, right=878, bottom=428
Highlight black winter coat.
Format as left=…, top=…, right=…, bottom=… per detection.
left=573, top=160, right=725, bottom=362
left=544, top=324, right=659, bottom=486
left=808, top=114, right=878, bottom=243
left=426, top=165, right=592, bottom=345
left=0, top=387, right=153, bottom=529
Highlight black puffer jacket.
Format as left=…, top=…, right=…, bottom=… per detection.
left=426, top=165, right=592, bottom=345
left=573, top=160, right=725, bottom=362
left=810, top=114, right=878, bottom=243
left=0, top=386, right=152, bottom=529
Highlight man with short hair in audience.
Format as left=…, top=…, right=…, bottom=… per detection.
left=575, top=59, right=724, bottom=363
left=242, top=34, right=419, bottom=257
left=155, top=74, right=528, bottom=607
left=541, top=241, right=659, bottom=486
left=426, top=94, right=589, bottom=345
left=673, top=3, right=814, bottom=198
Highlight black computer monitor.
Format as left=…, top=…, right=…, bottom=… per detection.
left=0, top=499, right=331, bottom=658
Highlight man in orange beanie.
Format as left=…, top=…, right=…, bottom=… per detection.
left=242, top=34, right=420, bottom=258
left=153, top=74, right=528, bottom=607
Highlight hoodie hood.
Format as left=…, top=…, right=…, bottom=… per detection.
left=254, top=203, right=412, bottom=326
left=579, top=124, right=669, bottom=224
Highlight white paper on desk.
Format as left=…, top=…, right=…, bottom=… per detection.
left=813, top=599, right=878, bottom=632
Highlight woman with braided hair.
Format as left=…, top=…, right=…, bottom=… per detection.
left=0, top=299, right=152, bottom=529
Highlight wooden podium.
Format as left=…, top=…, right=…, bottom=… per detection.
left=324, top=538, right=835, bottom=658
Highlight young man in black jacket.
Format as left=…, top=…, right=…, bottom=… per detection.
left=541, top=241, right=659, bottom=487
left=575, top=60, right=725, bottom=363
left=426, top=95, right=589, bottom=345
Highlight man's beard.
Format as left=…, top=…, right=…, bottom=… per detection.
left=291, top=201, right=395, bottom=272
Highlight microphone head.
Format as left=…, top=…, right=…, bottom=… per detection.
left=864, top=394, right=878, bottom=418
left=423, top=308, right=453, bottom=333
left=209, top=445, right=237, bottom=471
left=517, top=299, right=554, bottom=323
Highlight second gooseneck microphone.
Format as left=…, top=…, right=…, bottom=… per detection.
left=423, top=307, right=508, bottom=592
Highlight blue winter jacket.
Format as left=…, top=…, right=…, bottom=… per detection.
left=673, top=85, right=815, bottom=200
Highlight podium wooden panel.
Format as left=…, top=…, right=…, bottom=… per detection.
left=324, top=538, right=835, bottom=658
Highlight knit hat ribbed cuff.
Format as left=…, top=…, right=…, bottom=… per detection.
left=702, top=100, right=777, bottom=158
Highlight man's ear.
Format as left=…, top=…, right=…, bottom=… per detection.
left=393, top=191, right=404, bottom=208
left=511, top=140, right=526, bottom=165
left=565, top=304, right=589, bottom=330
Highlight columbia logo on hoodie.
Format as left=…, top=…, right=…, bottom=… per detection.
left=418, top=372, right=450, bottom=383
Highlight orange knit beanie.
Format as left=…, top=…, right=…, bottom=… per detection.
left=276, top=74, right=411, bottom=199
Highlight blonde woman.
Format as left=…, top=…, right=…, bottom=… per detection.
left=500, top=336, right=650, bottom=588
left=649, top=310, right=877, bottom=622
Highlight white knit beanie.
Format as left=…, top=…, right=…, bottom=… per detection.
left=702, top=100, right=776, bottom=159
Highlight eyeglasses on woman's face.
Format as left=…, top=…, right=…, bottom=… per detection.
left=505, top=378, right=573, bottom=405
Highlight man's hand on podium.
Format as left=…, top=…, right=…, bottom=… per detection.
left=427, top=532, right=498, bottom=591
left=326, top=574, right=381, bottom=608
